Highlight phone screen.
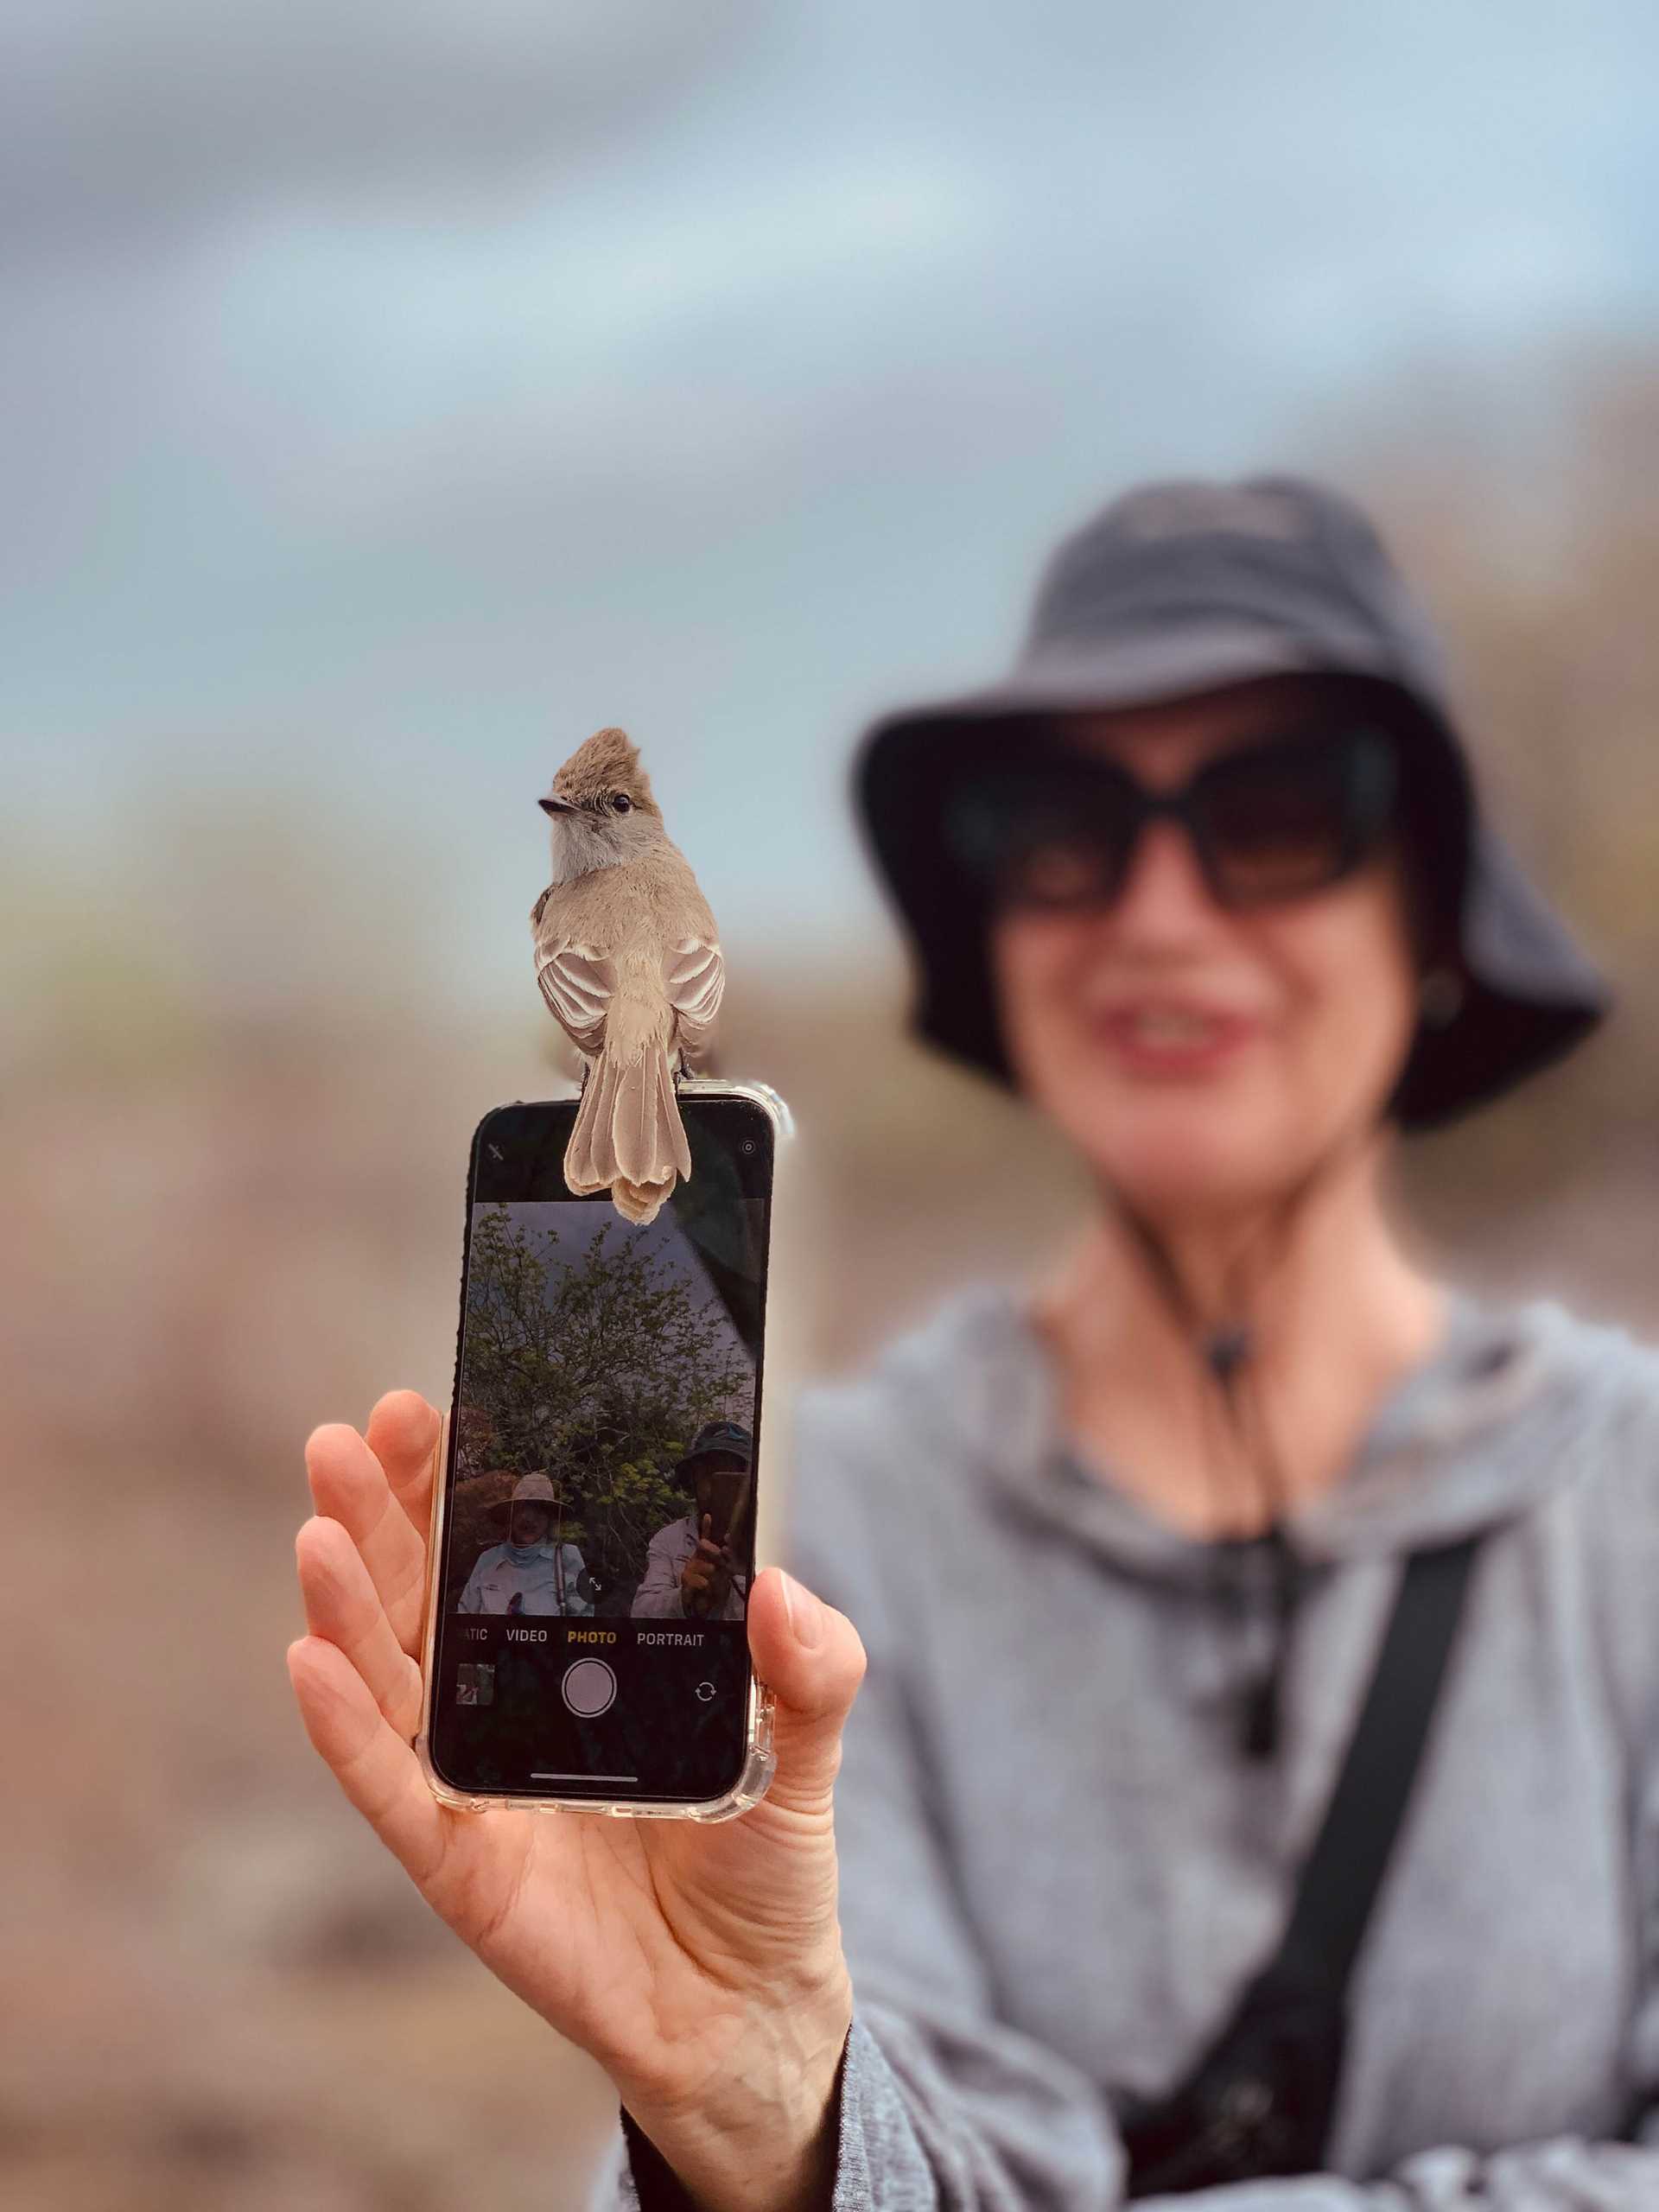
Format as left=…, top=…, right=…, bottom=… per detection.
left=427, top=1093, right=773, bottom=1806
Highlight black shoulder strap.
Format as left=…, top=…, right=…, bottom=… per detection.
left=1117, top=1536, right=1484, bottom=2196
left=1270, top=1534, right=1482, bottom=1996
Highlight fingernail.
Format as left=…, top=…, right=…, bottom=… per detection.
left=779, top=1571, right=825, bottom=1651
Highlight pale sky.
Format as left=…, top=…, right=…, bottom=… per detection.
left=6, top=0, right=1659, bottom=1014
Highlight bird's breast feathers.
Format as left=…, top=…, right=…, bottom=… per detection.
left=531, top=847, right=722, bottom=1056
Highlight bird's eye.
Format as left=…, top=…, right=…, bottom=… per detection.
left=611, top=792, right=632, bottom=813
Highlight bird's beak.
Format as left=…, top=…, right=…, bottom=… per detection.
left=539, top=795, right=575, bottom=815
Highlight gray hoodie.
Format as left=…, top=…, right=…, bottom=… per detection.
left=607, top=1279, right=1659, bottom=2208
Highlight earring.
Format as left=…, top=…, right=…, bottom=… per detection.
left=1418, top=967, right=1465, bottom=1028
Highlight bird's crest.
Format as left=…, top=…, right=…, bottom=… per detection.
left=547, top=726, right=658, bottom=814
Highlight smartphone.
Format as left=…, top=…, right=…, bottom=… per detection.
left=416, top=1079, right=787, bottom=1820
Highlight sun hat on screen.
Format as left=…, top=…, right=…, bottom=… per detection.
left=486, top=1470, right=564, bottom=1524
left=853, top=474, right=1611, bottom=1130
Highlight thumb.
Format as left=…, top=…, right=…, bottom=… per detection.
left=745, top=1566, right=866, bottom=1815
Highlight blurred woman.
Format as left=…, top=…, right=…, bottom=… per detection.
left=289, top=475, right=1659, bottom=2209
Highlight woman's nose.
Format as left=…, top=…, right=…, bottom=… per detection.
left=1110, top=815, right=1222, bottom=933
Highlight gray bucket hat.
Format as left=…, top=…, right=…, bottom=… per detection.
left=855, top=474, right=1611, bottom=1130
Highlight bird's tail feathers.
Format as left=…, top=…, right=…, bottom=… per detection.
left=611, top=1174, right=673, bottom=1226
left=564, top=1039, right=691, bottom=1220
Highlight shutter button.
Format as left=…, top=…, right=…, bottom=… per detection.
left=561, top=1657, right=617, bottom=1718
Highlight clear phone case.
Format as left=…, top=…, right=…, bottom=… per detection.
left=414, top=1077, right=792, bottom=1821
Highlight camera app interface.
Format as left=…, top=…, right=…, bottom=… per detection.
left=429, top=1104, right=769, bottom=1804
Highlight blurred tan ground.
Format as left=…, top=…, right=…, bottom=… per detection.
left=5, top=404, right=1659, bottom=2209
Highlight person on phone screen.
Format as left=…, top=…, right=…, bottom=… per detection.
left=296, top=474, right=1659, bottom=2212
left=630, top=1421, right=753, bottom=1622
left=456, top=1470, right=593, bottom=1617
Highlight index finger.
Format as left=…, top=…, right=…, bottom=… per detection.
left=305, top=1421, right=429, bottom=1659
left=365, top=1391, right=444, bottom=1539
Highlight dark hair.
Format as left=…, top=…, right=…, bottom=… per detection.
left=1339, top=681, right=1470, bottom=996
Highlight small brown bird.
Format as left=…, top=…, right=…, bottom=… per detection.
left=531, top=728, right=723, bottom=1225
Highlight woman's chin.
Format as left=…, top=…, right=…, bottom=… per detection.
left=1071, top=1101, right=1289, bottom=1216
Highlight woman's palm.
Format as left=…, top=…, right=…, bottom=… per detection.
left=288, top=1391, right=854, bottom=2111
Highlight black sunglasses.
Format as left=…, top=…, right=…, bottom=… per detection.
left=943, top=724, right=1401, bottom=914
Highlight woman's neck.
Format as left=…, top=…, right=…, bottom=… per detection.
left=1030, top=1135, right=1450, bottom=1538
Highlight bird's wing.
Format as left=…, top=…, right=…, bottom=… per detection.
left=664, top=936, right=725, bottom=1059
left=535, top=938, right=614, bottom=1057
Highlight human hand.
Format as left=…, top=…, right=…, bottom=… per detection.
left=681, top=1514, right=736, bottom=1618
left=289, top=1394, right=863, bottom=2212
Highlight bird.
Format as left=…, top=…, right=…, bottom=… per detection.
left=530, top=727, right=723, bottom=1226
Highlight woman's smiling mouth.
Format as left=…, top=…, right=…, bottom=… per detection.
left=1092, top=998, right=1262, bottom=1071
